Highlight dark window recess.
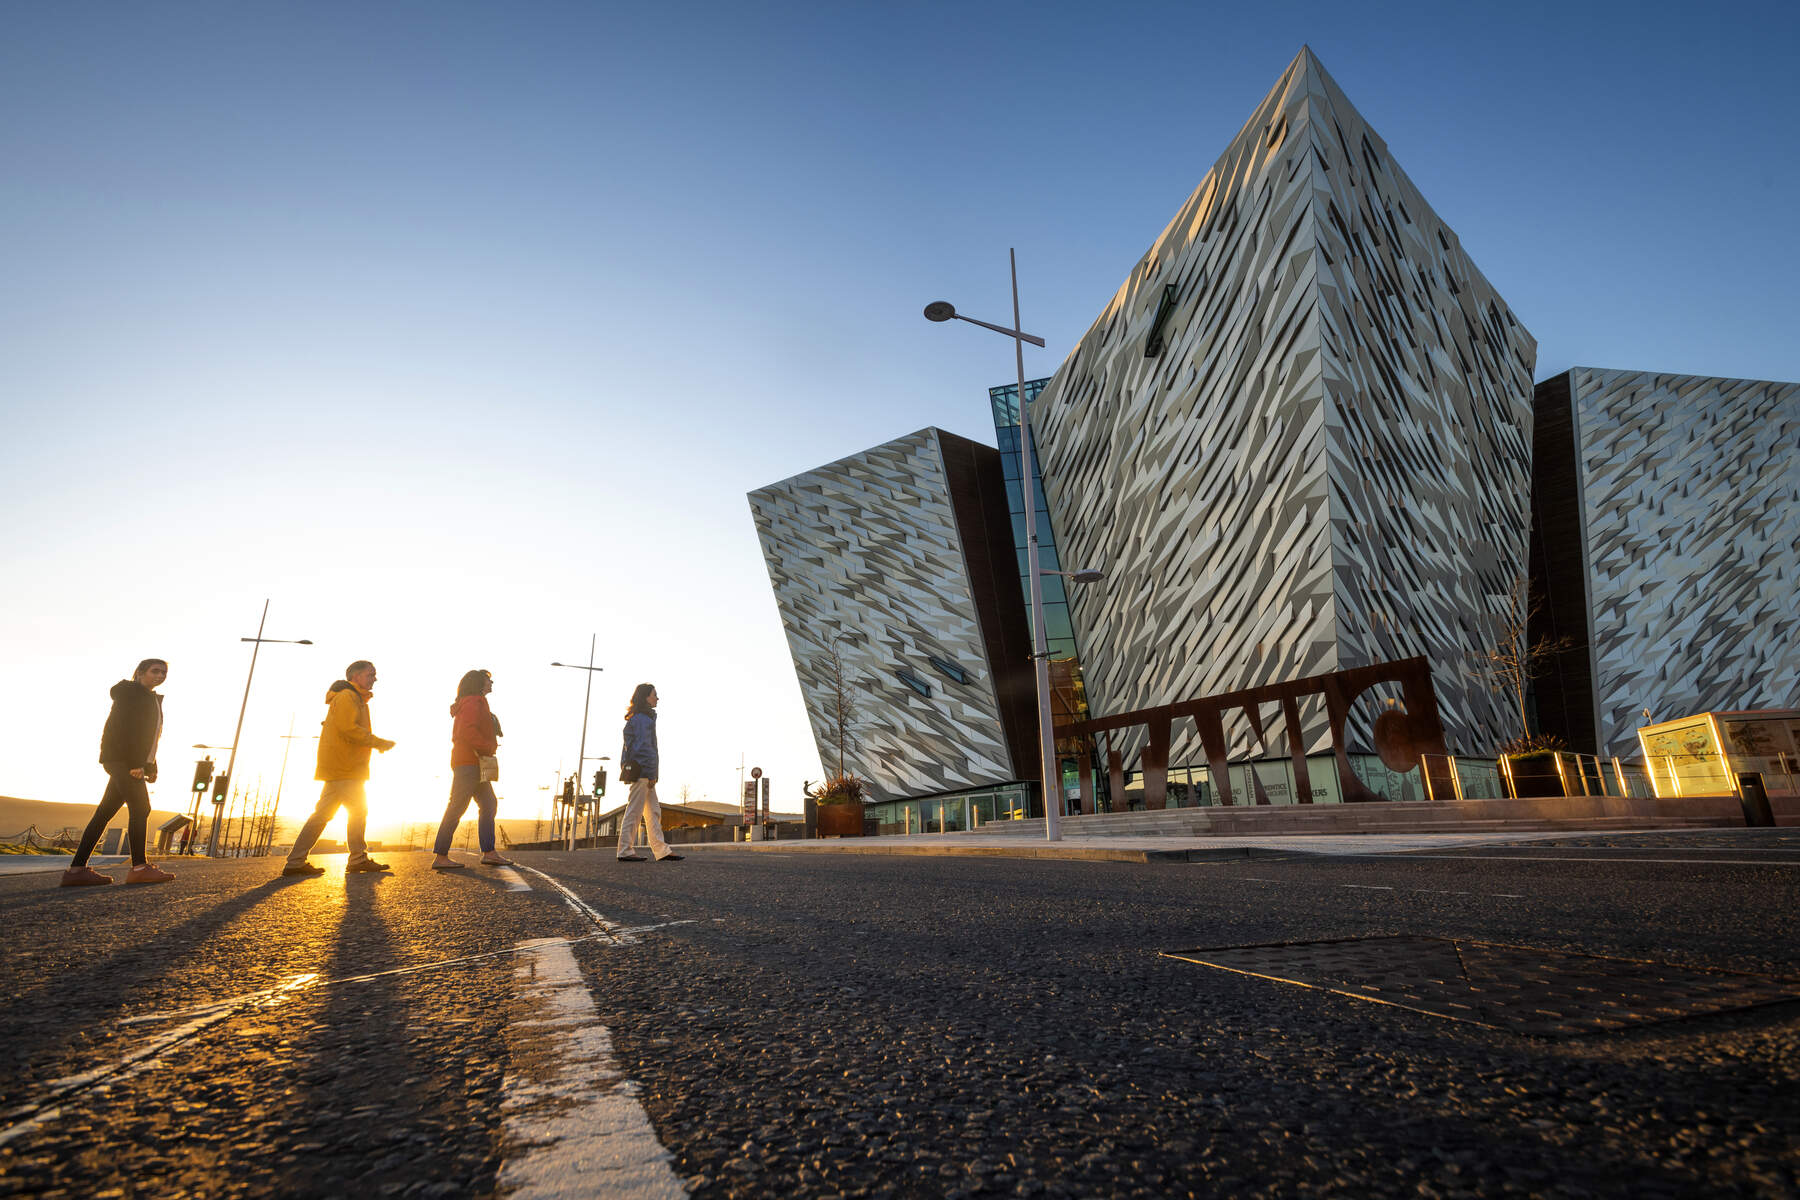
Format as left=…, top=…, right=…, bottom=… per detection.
left=894, top=669, right=932, bottom=698
left=1144, top=283, right=1180, bottom=359
left=926, top=656, right=971, bottom=684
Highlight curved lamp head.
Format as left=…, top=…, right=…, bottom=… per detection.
left=297, top=639, right=314, bottom=645
left=922, top=301, right=957, bottom=322
left=1069, top=569, right=1104, bottom=585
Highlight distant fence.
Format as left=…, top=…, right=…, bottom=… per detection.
left=1, top=826, right=78, bottom=850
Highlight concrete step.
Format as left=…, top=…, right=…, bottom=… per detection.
left=968, top=804, right=1753, bottom=839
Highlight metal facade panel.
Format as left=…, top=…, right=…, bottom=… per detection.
left=1306, top=54, right=1538, bottom=754
left=747, top=429, right=1017, bottom=801
left=1568, top=368, right=1800, bottom=756
left=1032, top=47, right=1536, bottom=758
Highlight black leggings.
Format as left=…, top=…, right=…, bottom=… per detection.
left=72, top=766, right=151, bottom=867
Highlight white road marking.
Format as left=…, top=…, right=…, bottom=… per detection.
left=499, top=937, right=687, bottom=1200
left=1229, top=876, right=1521, bottom=900
left=613, top=920, right=699, bottom=936
left=510, top=863, right=637, bottom=943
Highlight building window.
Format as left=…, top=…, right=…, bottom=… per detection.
left=894, top=669, right=932, bottom=698
left=926, top=656, right=970, bottom=685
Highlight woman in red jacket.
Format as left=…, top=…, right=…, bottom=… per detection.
left=431, top=669, right=510, bottom=869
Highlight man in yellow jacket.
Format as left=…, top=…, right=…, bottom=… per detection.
left=283, top=660, right=398, bottom=877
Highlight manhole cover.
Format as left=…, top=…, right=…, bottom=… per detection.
left=1162, top=936, right=1800, bottom=1036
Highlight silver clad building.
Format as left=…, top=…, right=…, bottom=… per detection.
left=748, top=428, right=1035, bottom=802
left=1530, top=368, right=1800, bottom=758
left=1030, top=46, right=1538, bottom=759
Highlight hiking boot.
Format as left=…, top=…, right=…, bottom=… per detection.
left=282, top=862, right=326, bottom=877
left=60, top=865, right=113, bottom=887
left=345, top=858, right=391, bottom=873
left=125, top=863, right=175, bottom=885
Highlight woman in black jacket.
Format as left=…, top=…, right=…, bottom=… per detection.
left=63, top=659, right=176, bottom=886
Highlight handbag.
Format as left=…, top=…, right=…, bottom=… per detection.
left=619, top=763, right=640, bottom=785
left=478, top=754, right=500, bottom=783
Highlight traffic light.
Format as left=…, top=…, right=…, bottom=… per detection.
left=211, top=773, right=229, bottom=804
left=562, top=777, right=575, bottom=804
left=192, top=758, right=214, bottom=795
left=592, top=768, right=607, bottom=798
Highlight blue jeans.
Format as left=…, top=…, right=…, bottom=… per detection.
left=434, top=763, right=497, bottom=854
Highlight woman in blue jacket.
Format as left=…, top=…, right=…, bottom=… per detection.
left=616, top=683, right=681, bottom=863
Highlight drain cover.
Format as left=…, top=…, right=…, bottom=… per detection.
left=1163, top=936, right=1800, bottom=1036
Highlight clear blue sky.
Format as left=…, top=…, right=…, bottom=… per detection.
left=3, top=0, right=1795, bottom=827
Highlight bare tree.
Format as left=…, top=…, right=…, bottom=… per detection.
left=816, top=638, right=862, bottom=778
left=1469, top=575, right=1575, bottom=752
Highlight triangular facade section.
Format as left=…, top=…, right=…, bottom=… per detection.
left=1033, top=47, right=1537, bottom=759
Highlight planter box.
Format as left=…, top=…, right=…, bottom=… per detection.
left=1505, top=755, right=1566, bottom=798
left=816, top=802, right=866, bottom=838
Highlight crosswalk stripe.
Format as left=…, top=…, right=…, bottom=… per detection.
left=499, top=938, right=687, bottom=1199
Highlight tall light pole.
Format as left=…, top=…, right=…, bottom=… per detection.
left=269, top=718, right=317, bottom=856
left=925, top=251, right=1100, bottom=841
left=551, top=636, right=604, bottom=851
left=211, top=599, right=312, bottom=857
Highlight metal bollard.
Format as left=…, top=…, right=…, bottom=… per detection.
left=1736, top=771, right=1776, bottom=828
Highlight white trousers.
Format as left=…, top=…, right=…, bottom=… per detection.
left=617, top=777, right=672, bottom=859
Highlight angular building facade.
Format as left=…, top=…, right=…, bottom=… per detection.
left=1529, top=368, right=1800, bottom=758
left=748, top=428, right=1036, bottom=803
left=1030, top=46, right=1538, bottom=760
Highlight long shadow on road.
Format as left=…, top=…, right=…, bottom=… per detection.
left=0, top=876, right=311, bottom=1103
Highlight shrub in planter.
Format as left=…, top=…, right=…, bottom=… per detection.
left=807, top=773, right=867, bottom=838
left=1494, top=733, right=1571, bottom=798
left=1503, top=750, right=1568, bottom=797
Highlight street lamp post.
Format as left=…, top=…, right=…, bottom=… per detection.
left=925, top=252, right=1100, bottom=841
left=211, top=599, right=312, bottom=857
left=269, top=718, right=318, bottom=857
left=551, top=636, right=604, bottom=851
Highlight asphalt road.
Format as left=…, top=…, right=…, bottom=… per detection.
left=1, top=832, right=1796, bottom=1198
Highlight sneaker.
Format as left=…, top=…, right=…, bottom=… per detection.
left=60, top=865, right=113, bottom=887
left=615, top=854, right=647, bottom=863
left=282, top=862, right=327, bottom=877
left=125, top=863, right=175, bottom=885
left=345, top=858, right=391, bottom=873
left=656, top=853, right=684, bottom=862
